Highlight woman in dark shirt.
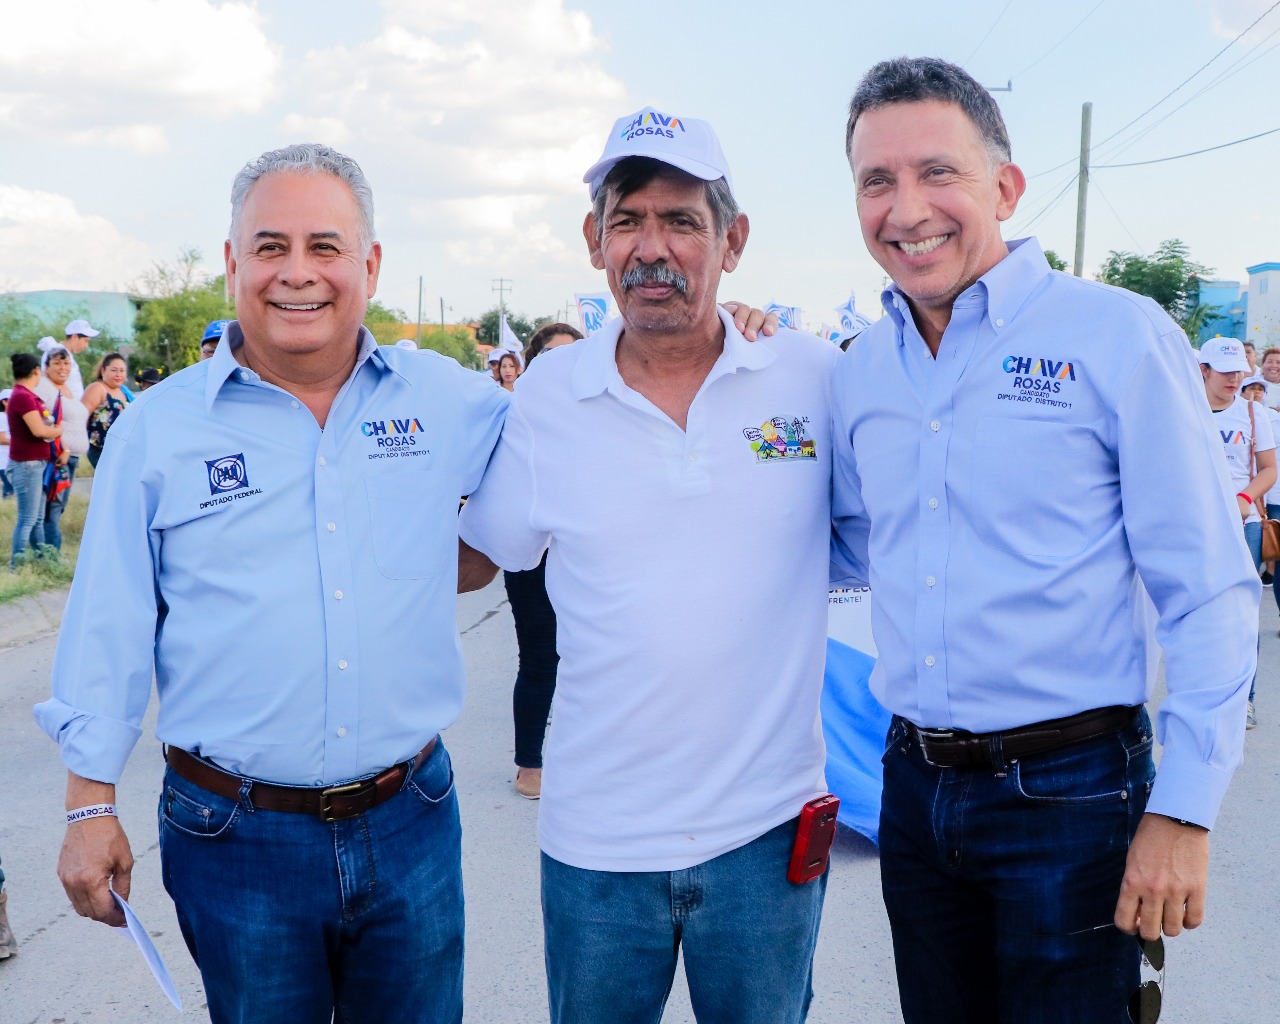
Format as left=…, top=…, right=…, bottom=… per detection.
left=7, top=353, right=62, bottom=570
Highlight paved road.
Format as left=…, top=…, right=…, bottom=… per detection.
left=1, top=581, right=1276, bottom=1022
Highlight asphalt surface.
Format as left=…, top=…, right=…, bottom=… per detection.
left=0, top=581, right=1276, bottom=1023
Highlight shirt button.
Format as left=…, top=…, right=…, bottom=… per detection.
left=930, top=420, right=941, bottom=432
left=327, top=522, right=337, bottom=532
left=291, top=400, right=300, bottom=409
left=928, top=498, right=939, bottom=510
left=337, top=727, right=347, bottom=738
left=338, top=659, right=348, bottom=670
left=925, top=655, right=936, bottom=667
left=318, top=456, right=327, bottom=467
left=925, top=575, right=936, bottom=587
left=995, top=318, right=1005, bottom=327
left=334, top=589, right=344, bottom=600
left=689, top=453, right=699, bottom=462
left=239, top=370, right=251, bottom=380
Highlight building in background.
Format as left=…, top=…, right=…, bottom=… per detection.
left=0, top=289, right=142, bottom=343
left=1247, top=262, right=1280, bottom=349
left=1195, top=278, right=1248, bottom=343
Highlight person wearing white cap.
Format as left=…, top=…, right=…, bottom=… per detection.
left=461, top=107, right=835, bottom=1023
left=63, top=319, right=100, bottom=399
left=1201, top=344, right=1274, bottom=730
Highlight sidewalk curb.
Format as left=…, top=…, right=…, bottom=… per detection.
left=0, top=588, right=69, bottom=649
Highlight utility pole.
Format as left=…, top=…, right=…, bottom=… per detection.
left=1072, top=102, right=1092, bottom=278
left=416, top=275, right=424, bottom=345
left=492, top=278, right=512, bottom=341
left=440, top=297, right=445, bottom=329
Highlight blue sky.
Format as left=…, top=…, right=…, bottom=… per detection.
left=1, top=0, right=1275, bottom=332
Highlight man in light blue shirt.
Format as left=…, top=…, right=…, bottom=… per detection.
left=832, top=58, right=1258, bottom=1022
left=35, top=144, right=506, bottom=1024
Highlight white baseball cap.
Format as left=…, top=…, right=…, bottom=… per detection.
left=65, top=318, right=100, bottom=338
left=583, top=107, right=733, bottom=200
left=394, top=339, right=418, bottom=351
left=0, top=388, right=11, bottom=402
left=1242, top=373, right=1267, bottom=391
left=1198, top=338, right=1250, bottom=373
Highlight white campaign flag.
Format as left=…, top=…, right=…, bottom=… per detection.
left=836, top=292, right=873, bottom=336
left=575, top=293, right=612, bottom=335
left=499, top=315, right=524, bottom=363
left=763, top=302, right=802, bottom=329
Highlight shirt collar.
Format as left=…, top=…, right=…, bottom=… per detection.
left=879, top=236, right=1053, bottom=341
left=570, top=306, right=776, bottom=401
left=204, top=322, right=389, bottom=411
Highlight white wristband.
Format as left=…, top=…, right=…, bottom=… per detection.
left=66, top=804, right=116, bottom=824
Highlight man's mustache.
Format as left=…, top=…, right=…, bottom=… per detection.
left=620, top=263, right=688, bottom=294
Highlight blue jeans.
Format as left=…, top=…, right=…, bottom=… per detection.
left=504, top=554, right=558, bottom=768
left=541, top=818, right=827, bottom=1024
left=158, top=739, right=463, bottom=1024
left=0, top=468, right=12, bottom=499
left=42, top=455, right=77, bottom=551
left=8, top=460, right=46, bottom=570
left=1267, top=504, right=1280, bottom=615
left=879, top=712, right=1154, bottom=1024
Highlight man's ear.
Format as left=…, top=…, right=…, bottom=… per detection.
left=583, top=212, right=605, bottom=271
left=994, top=163, right=1027, bottom=223
left=721, top=213, right=750, bottom=273
left=224, top=239, right=237, bottom=294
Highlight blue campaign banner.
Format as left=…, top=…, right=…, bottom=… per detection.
left=822, top=636, right=891, bottom=844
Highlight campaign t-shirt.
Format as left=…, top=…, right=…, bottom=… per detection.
left=6, top=384, right=51, bottom=462
left=1213, top=395, right=1275, bottom=523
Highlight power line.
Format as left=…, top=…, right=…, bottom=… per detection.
left=964, top=0, right=1016, bottom=66
left=1088, top=0, right=1280, bottom=154
left=1010, top=172, right=1079, bottom=236
left=1009, top=0, right=1108, bottom=80
left=1026, top=0, right=1280, bottom=177
left=1089, top=177, right=1145, bottom=253
left=1093, top=125, right=1280, bottom=168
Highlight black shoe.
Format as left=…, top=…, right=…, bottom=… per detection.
left=1263, top=570, right=1274, bottom=585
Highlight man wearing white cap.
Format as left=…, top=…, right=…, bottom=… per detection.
left=461, top=108, right=836, bottom=1022
left=1201, top=340, right=1274, bottom=730
left=63, top=319, right=100, bottom=399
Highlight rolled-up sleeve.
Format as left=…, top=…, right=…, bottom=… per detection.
left=33, top=426, right=161, bottom=784
left=1117, top=328, right=1260, bottom=828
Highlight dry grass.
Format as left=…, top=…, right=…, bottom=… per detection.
left=0, top=492, right=87, bottom=604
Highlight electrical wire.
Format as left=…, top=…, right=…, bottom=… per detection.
left=1094, top=125, right=1280, bottom=168
left=1089, top=177, right=1145, bottom=252
left=1010, top=172, right=1079, bottom=236
left=1009, top=0, right=1108, bottom=80
left=964, top=0, right=1017, bottom=66
left=1026, top=0, right=1280, bottom=177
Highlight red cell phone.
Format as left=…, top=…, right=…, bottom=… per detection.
left=787, top=794, right=840, bottom=884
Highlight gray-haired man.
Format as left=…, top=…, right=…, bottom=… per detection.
left=38, top=143, right=508, bottom=1024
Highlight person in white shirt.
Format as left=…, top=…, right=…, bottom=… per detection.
left=34, top=344, right=91, bottom=552
left=1202, top=342, right=1273, bottom=730
left=460, top=108, right=835, bottom=1024
left=62, top=319, right=100, bottom=398
left=1259, top=345, right=1280, bottom=411
left=0, top=388, right=11, bottom=500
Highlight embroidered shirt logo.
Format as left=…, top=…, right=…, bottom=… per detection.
left=206, top=454, right=248, bottom=495
left=743, top=416, right=816, bottom=462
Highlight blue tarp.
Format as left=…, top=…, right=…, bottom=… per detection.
left=820, top=637, right=892, bottom=845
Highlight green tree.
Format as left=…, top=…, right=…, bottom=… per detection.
left=475, top=307, right=536, bottom=348
left=420, top=327, right=483, bottom=369
left=131, top=248, right=235, bottom=372
left=1097, top=239, right=1213, bottom=333
left=365, top=299, right=409, bottom=324
left=1043, top=249, right=1068, bottom=272
left=0, top=296, right=113, bottom=388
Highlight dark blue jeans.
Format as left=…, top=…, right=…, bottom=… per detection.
left=158, top=739, right=463, bottom=1024
left=541, top=818, right=827, bottom=1024
left=8, top=459, right=46, bottom=570
left=42, top=455, right=77, bottom=551
left=504, top=554, right=558, bottom=768
left=879, top=711, right=1154, bottom=1024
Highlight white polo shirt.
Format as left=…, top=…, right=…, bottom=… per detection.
left=461, top=308, right=836, bottom=871
left=1213, top=395, right=1275, bottom=524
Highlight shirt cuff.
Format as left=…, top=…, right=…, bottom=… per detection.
left=1145, top=753, right=1235, bottom=831
left=33, top=698, right=143, bottom=785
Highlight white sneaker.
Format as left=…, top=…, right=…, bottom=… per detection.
left=0, top=891, right=17, bottom=959
left=1247, top=701, right=1258, bottom=730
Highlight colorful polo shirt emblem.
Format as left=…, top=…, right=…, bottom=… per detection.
left=743, top=416, right=816, bottom=462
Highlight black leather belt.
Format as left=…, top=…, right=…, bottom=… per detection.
left=165, top=738, right=437, bottom=823
left=908, top=706, right=1139, bottom=769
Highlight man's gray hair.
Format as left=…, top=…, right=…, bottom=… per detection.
left=845, top=57, right=1011, bottom=166
left=229, top=143, right=376, bottom=254
left=591, top=157, right=739, bottom=243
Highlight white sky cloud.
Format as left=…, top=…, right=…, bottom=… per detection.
left=0, top=1, right=280, bottom=151
left=1210, top=0, right=1278, bottom=35
left=0, top=186, right=152, bottom=292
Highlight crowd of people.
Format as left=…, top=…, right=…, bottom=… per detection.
left=0, top=54, right=1266, bottom=1024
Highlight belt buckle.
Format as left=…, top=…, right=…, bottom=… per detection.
left=319, top=779, right=374, bottom=823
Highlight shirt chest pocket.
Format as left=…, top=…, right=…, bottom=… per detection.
left=968, top=416, right=1107, bottom=559
left=365, top=466, right=454, bottom=580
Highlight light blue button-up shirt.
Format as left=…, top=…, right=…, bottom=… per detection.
left=831, top=238, right=1258, bottom=828
left=35, top=324, right=507, bottom=787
